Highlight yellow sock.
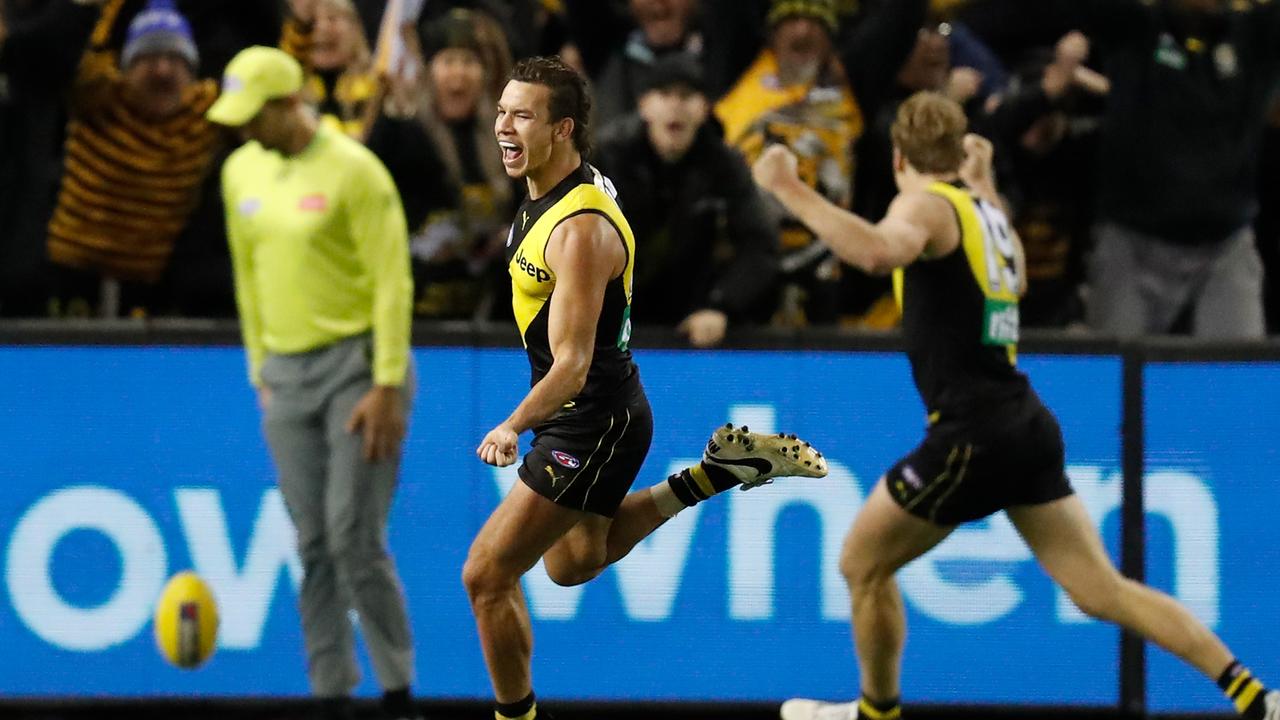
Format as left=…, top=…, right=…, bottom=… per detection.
left=1219, top=660, right=1270, bottom=718
left=858, top=697, right=902, bottom=720
left=688, top=463, right=717, bottom=496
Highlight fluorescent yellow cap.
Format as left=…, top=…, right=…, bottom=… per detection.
left=206, top=46, right=304, bottom=127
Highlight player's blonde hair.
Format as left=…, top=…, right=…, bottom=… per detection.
left=890, top=91, right=967, bottom=174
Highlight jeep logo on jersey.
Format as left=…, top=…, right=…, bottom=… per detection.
left=551, top=450, right=581, bottom=469
left=515, top=250, right=552, bottom=283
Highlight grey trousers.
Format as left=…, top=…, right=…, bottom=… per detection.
left=260, top=334, right=416, bottom=697
left=1087, top=222, right=1266, bottom=339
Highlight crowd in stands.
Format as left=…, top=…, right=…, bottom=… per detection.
left=1, top=0, right=1278, bottom=342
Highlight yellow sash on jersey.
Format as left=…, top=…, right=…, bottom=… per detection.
left=893, top=182, right=1021, bottom=363
left=508, top=179, right=636, bottom=344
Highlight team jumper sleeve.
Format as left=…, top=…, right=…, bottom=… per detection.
left=70, top=0, right=129, bottom=114
left=347, top=154, right=413, bottom=387
left=222, top=159, right=267, bottom=386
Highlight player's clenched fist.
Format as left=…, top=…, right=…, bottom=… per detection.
left=959, top=133, right=995, bottom=192
left=477, top=424, right=519, bottom=467
left=752, top=143, right=800, bottom=194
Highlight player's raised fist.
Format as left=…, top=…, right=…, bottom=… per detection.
left=752, top=144, right=800, bottom=194
left=960, top=133, right=995, bottom=191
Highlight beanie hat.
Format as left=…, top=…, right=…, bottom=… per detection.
left=767, top=0, right=838, bottom=33
left=639, top=52, right=707, bottom=96
left=121, top=0, right=199, bottom=70
left=419, top=8, right=484, bottom=62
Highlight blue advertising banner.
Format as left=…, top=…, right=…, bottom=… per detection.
left=1144, top=362, right=1280, bottom=715
left=0, top=347, right=1125, bottom=704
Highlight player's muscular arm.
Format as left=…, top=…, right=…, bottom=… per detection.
left=753, top=145, right=945, bottom=274
left=505, top=214, right=622, bottom=434
left=881, top=192, right=960, bottom=265
left=959, top=133, right=1028, bottom=295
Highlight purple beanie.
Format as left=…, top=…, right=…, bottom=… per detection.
left=121, top=0, right=199, bottom=69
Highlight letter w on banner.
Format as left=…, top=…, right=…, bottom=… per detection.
left=375, top=0, right=427, bottom=78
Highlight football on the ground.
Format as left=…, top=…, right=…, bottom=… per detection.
left=153, top=571, right=219, bottom=669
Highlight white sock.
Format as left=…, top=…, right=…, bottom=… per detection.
left=649, top=481, right=686, bottom=518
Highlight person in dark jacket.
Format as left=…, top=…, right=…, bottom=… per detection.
left=594, top=52, right=778, bottom=347
left=1088, top=0, right=1274, bottom=338
left=962, top=0, right=1278, bottom=338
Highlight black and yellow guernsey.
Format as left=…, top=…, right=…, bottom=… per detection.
left=893, top=181, right=1029, bottom=422
left=505, top=162, right=640, bottom=410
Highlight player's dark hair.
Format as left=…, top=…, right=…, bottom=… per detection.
left=508, top=56, right=592, bottom=155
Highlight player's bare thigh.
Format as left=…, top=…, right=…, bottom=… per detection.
left=465, top=482, right=587, bottom=588
left=542, top=514, right=613, bottom=586
left=1005, top=494, right=1122, bottom=602
left=841, top=478, right=954, bottom=583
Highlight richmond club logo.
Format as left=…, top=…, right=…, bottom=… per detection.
left=551, top=450, right=580, bottom=469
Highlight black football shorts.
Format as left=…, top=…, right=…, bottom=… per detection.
left=884, top=394, right=1074, bottom=525
left=519, top=386, right=654, bottom=518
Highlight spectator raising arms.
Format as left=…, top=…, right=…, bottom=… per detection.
left=716, top=0, right=927, bottom=327
left=44, top=0, right=312, bottom=317
left=1074, top=0, right=1276, bottom=339
left=976, top=31, right=1103, bottom=328
left=964, top=0, right=1280, bottom=338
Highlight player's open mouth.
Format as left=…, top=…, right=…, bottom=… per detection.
left=499, top=141, right=524, bottom=164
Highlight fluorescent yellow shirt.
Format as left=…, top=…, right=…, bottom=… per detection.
left=222, top=124, right=412, bottom=386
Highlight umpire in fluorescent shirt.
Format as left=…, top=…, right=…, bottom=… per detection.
left=209, top=47, right=420, bottom=720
